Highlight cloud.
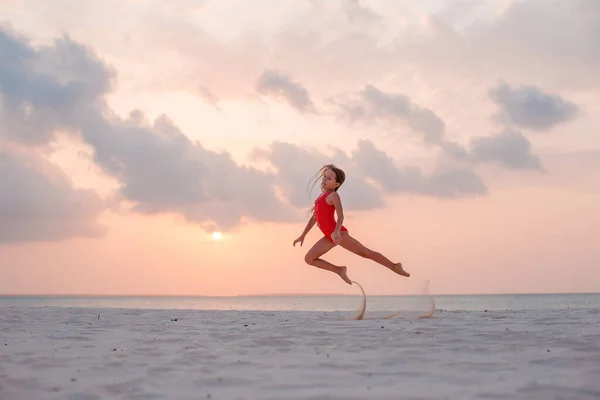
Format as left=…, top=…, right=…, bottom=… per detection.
left=351, top=139, right=487, bottom=198
left=256, top=70, right=315, bottom=113
left=337, top=84, right=444, bottom=143
left=331, top=82, right=546, bottom=174
left=252, top=139, right=487, bottom=208
left=0, top=24, right=299, bottom=234
left=333, top=84, right=468, bottom=160
left=80, top=109, right=300, bottom=231
left=2, top=7, right=580, bottom=243
left=0, top=25, right=114, bottom=147
left=341, top=0, right=380, bottom=25
left=0, top=147, right=106, bottom=244
left=198, top=85, right=220, bottom=110
left=489, top=81, right=580, bottom=131
left=250, top=141, right=385, bottom=211
left=43, top=0, right=598, bottom=103
left=471, top=0, right=600, bottom=86
left=0, top=26, right=111, bottom=243
left=469, top=128, right=542, bottom=170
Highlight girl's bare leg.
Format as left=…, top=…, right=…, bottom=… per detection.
left=339, top=232, right=410, bottom=277
left=304, top=236, right=352, bottom=285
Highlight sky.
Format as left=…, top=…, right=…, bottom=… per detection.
left=1, top=0, right=599, bottom=296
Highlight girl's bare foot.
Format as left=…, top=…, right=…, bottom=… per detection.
left=338, top=266, right=352, bottom=285
left=391, top=263, right=410, bottom=277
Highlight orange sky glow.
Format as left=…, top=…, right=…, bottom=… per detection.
left=1, top=0, right=599, bottom=296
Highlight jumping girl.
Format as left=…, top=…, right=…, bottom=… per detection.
left=293, top=164, right=410, bottom=285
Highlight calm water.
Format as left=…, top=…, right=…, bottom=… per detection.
left=0, top=293, right=598, bottom=312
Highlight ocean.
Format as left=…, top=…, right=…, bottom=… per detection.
left=1, top=293, right=598, bottom=312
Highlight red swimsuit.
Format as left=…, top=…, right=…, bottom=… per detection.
left=314, top=192, right=348, bottom=243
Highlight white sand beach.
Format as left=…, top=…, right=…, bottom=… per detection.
left=1, top=306, right=599, bottom=400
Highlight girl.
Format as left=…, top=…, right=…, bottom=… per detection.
left=293, top=164, right=410, bottom=285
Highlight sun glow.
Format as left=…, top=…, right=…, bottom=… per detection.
left=212, top=231, right=222, bottom=241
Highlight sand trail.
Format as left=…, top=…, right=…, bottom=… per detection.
left=350, top=280, right=436, bottom=321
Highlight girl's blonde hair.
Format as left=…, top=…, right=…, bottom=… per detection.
left=306, top=164, right=346, bottom=215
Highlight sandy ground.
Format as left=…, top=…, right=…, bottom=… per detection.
left=1, top=306, right=599, bottom=399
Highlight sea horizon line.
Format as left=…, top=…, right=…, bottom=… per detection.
left=1, top=291, right=598, bottom=298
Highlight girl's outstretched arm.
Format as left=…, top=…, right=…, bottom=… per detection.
left=293, top=214, right=316, bottom=246
left=301, top=214, right=316, bottom=236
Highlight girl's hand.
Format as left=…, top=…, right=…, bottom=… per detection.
left=293, top=235, right=305, bottom=247
left=331, top=230, right=341, bottom=245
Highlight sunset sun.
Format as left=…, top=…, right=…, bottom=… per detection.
left=212, top=232, right=222, bottom=241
